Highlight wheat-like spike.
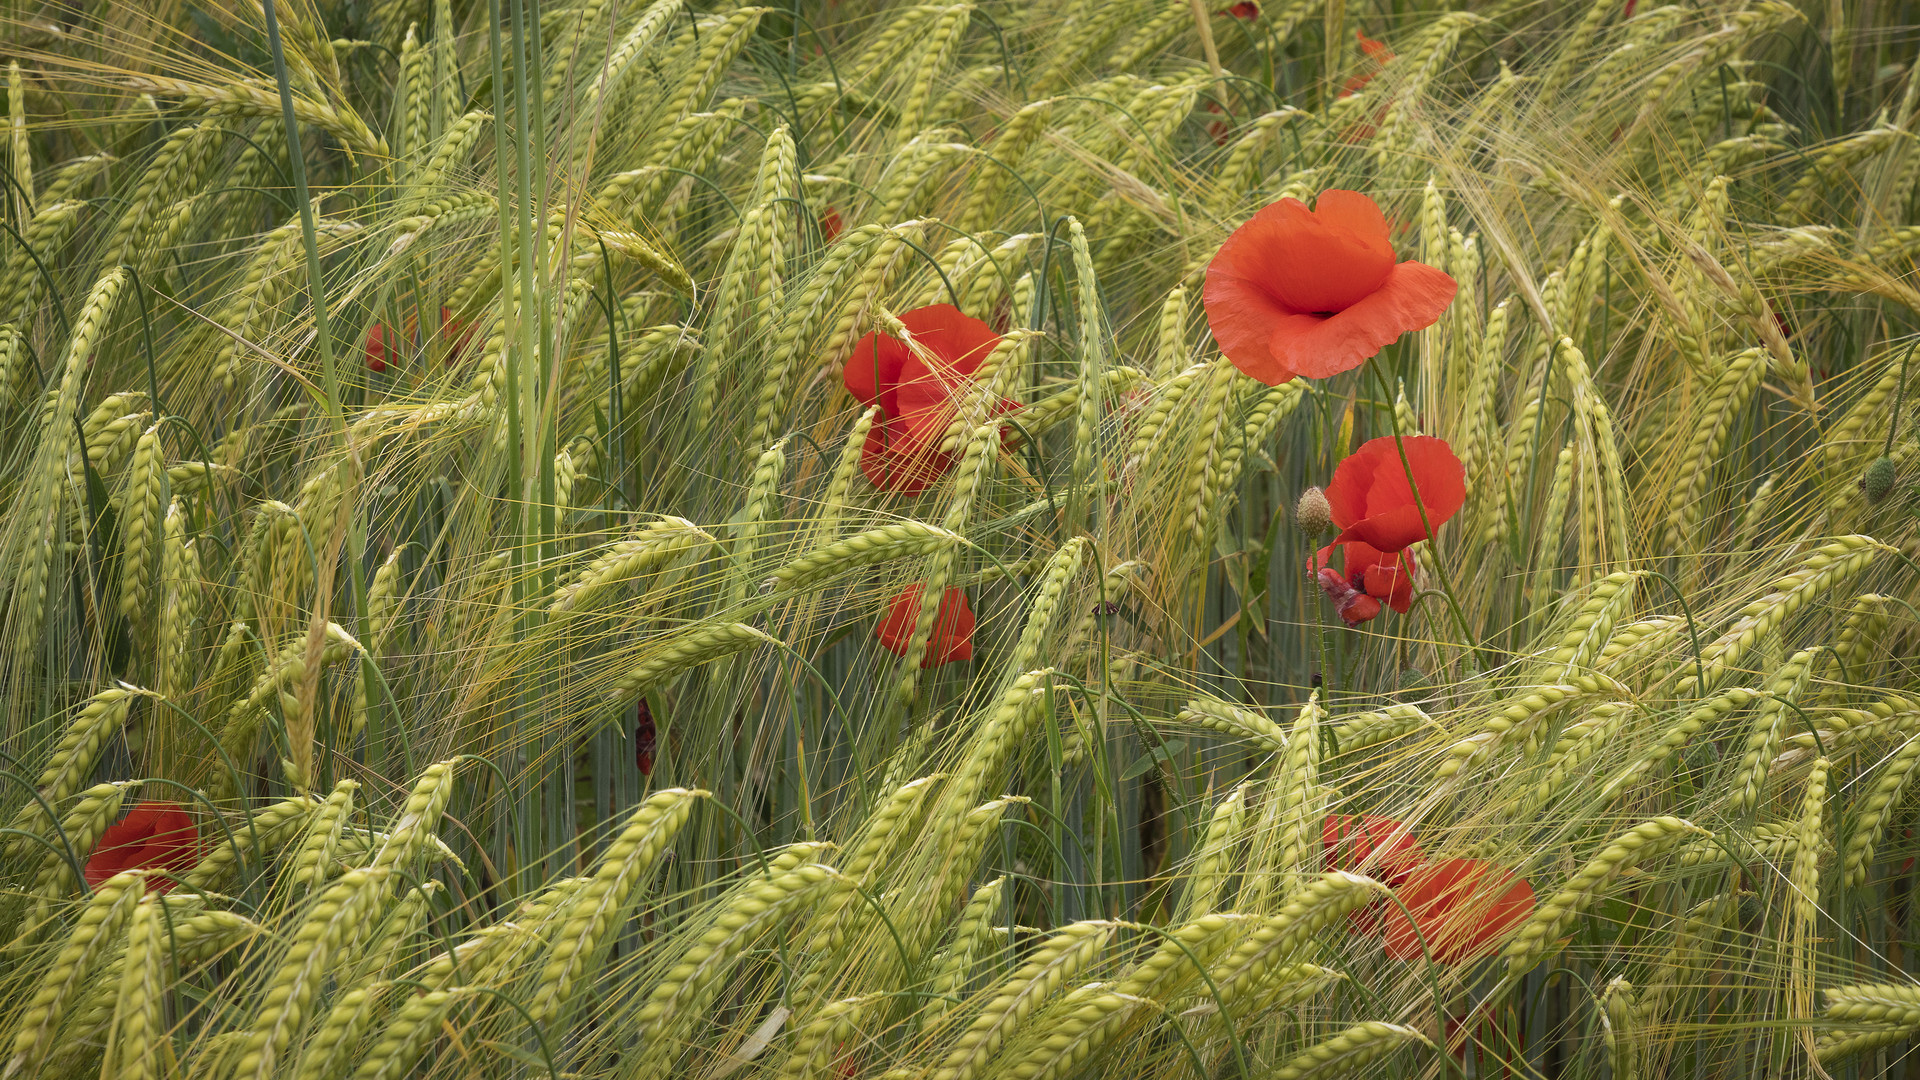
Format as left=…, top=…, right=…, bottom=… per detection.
left=895, top=4, right=971, bottom=136
left=895, top=427, right=995, bottom=702
left=2, top=871, right=142, bottom=1079
left=102, top=894, right=164, bottom=1080
left=926, top=877, right=1009, bottom=1021
left=1663, top=348, right=1766, bottom=560
left=529, top=787, right=705, bottom=1023
left=1816, top=1021, right=1920, bottom=1064
left=1501, top=701, right=1635, bottom=823
left=0, top=200, right=84, bottom=325
left=344, top=883, right=435, bottom=990
left=549, top=516, right=709, bottom=614
left=1535, top=570, right=1641, bottom=679
left=288, top=779, right=357, bottom=896
left=1526, top=442, right=1576, bottom=623
left=1180, top=785, right=1250, bottom=921
left=1329, top=704, right=1433, bottom=753
left=127, top=74, right=385, bottom=157
left=1600, top=978, right=1639, bottom=1080
left=1791, top=757, right=1830, bottom=1015
left=369, top=761, right=454, bottom=876
left=1598, top=687, right=1761, bottom=804
left=932, top=920, right=1114, bottom=1080
left=1676, top=821, right=1805, bottom=868
left=349, top=986, right=467, bottom=1080
left=1182, top=355, right=1240, bottom=547
left=1269, top=1021, right=1430, bottom=1080
left=292, top=982, right=388, bottom=1080
left=1209, top=873, right=1386, bottom=1008
left=1633, top=893, right=1738, bottom=1025
left=1434, top=683, right=1591, bottom=782
left=21, top=781, right=130, bottom=911
left=1275, top=691, right=1325, bottom=884
left=779, top=994, right=879, bottom=1080
left=1682, top=536, right=1887, bottom=693
left=608, top=623, right=777, bottom=704
left=628, top=864, right=846, bottom=1077
left=820, top=406, right=880, bottom=538
left=157, top=502, right=200, bottom=701
left=208, top=626, right=359, bottom=800
left=234, top=868, right=389, bottom=1080
left=1175, top=697, right=1287, bottom=754
left=1844, top=728, right=1920, bottom=888
left=5, top=688, right=134, bottom=855
left=1503, top=818, right=1709, bottom=979
left=177, top=795, right=318, bottom=891
left=1822, top=593, right=1891, bottom=689
left=1002, top=538, right=1087, bottom=678
left=1727, top=649, right=1816, bottom=812
left=769, top=522, right=962, bottom=592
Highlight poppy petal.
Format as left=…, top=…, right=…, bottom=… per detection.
left=875, top=585, right=974, bottom=667
left=1383, top=859, right=1535, bottom=964
left=844, top=330, right=910, bottom=409
left=1213, top=196, right=1395, bottom=317
left=1202, top=268, right=1299, bottom=386
left=1269, top=261, right=1458, bottom=379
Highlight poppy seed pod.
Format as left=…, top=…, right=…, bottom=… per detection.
left=1863, top=455, right=1897, bottom=505
left=1295, top=486, right=1334, bottom=536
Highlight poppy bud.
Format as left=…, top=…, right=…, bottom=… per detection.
left=1863, top=456, right=1897, bottom=505
left=1295, top=487, right=1333, bottom=536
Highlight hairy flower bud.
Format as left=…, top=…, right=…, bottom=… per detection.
left=1862, top=456, right=1897, bottom=505
left=1296, top=486, right=1334, bottom=536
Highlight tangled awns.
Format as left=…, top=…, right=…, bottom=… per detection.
left=3, top=0, right=1920, bottom=1077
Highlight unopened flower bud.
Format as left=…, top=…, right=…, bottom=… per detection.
left=1295, top=486, right=1333, bottom=536
left=1862, top=456, right=1897, bottom=505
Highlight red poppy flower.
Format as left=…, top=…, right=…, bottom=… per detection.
left=820, top=207, right=845, bottom=244
left=635, top=699, right=657, bottom=776
left=1323, top=435, right=1465, bottom=552
left=1382, top=858, right=1535, bottom=964
left=874, top=584, right=975, bottom=667
left=365, top=307, right=474, bottom=372
left=1323, top=814, right=1424, bottom=884
left=1202, top=190, right=1456, bottom=384
left=84, top=801, right=203, bottom=893
left=1310, top=541, right=1415, bottom=625
left=844, top=304, right=1014, bottom=494
left=1216, top=1, right=1258, bottom=17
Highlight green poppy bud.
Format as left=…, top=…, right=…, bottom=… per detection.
left=1295, top=486, right=1334, bottom=537
left=1862, top=455, right=1897, bottom=505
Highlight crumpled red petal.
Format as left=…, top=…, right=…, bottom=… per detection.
left=1383, top=858, right=1535, bottom=964
left=1268, top=261, right=1457, bottom=379
left=875, top=585, right=976, bottom=667
left=1324, top=435, right=1466, bottom=553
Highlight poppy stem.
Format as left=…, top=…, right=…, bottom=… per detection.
left=1366, top=358, right=1484, bottom=673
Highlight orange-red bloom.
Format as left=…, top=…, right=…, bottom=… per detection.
left=365, top=307, right=474, bottom=373
left=1382, top=858, right=1535, bottom=964
left=875, top=585, right=975, bottom=667
left=844, top=303, right=1013, bottom=494
left=1323, top=813, right=1424, bottom=884
left=85, top=801, right=202, bottom=893
left=820, top=206, right=845, bottom=243
left=1203, top=190, right=1456, bottom=384
left=1310, top=540, right=1415, bottom=624
left=1324, top=435, right=1465, bottom=552
left=1216, top=1, right=1259, bottom=17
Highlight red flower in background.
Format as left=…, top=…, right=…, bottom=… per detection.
left=1310, top=540, right=1416, bottom=625
left=843, top=304, right=1015, bottom=493
left=1339, top=32, right=1395, bottom=97
left=365, top=307, right=475, bottom=372
left=1324, top=435, right=1465, bottom=552
left=1382, top=858, right=1535, bottom=964
left=820, top=207, right=845, bottom=243
left=875, top=585, right=975, bottom=668
left=84, top=801, right=202, bottom=893
left=1217, top=1, right=1259, bottom=17
left=635, top=699, right=657, bottom=777
left=1324, top=813, right=1424, bottom=884
left=1202, top=190, right=1456, bottom=384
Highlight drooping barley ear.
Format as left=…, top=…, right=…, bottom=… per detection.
left=208, top=625, right=360, bottom=801
left=1211, top=381, right=1310, bottom=515
left=0, top=199, right=84, bottom=326
left=1598, top=687, right=1760, bottom=804
left=6, top=689, right=134, bottom=855
left=344, top=882, right=435, bottom=991
left=292, top=982, right=388, bottom=1080
left=549, top=516, right=709, bottom=615
left=1180, top=785, right=1250, bottom=921
left=1455, top=299, right=1509, bottom=497
left=234, top=868, right=390, bottom=1080
left=22, top=781, right=130, bottom=914
left=1503, top=818, right=1709, bottom=980
left=1534, top=570, right=1641, bottom=680
left=1126, top=360, right=1208, bottom=476
left=819, top=407, right=880, bottom=538
left=0, top=325, right=22, bottom=407
left=1844, top=729, right=1920, bottom=887
left=893, top=4, right=971, bottom=136
left=778, top=994, right=879, bottom=1080
left=1681, top=536, right=1887, bottom=695
left=1003, top=538, right=1089, bottom=679
left=102, top=893, right=164, bottom=1080
left=530, top=787, right=705, bottom=1024
left=350, top=986, right=467, bottom=1080
left=1727, top=649, right=1816, bottom=812
left=1176, top=697, right=1288, bottom=755
left=628, top=864, right=846, bottom=1078
left=1268, top=1022, right=1430, bottom=1080
left=288, top=779, right=357, bottom=897
left=1183, top=359, right=1242, bottom=548
left=1595, top=979, right=1638, bottom=1080
left=1435, top=683, right=1588, bottom=783
left=932, top=920, right=1114, bottom=1080
left=157, top=502, right=201, bottom=704
left=117, top=423, right=168, bottom=626
left=1275, top=691, right=1325, bottom=885
left=371, top=762, right=454, bottom=876
left=178, top=795, right=317, bottom=892
left=1526, top=443, right=1576, bottom=625
left=1823, top=593, right=1891, bottom=690
left=727, top=439, right=789, bottom=590
left=925, top=877, right=1008, bottom=1023
left=1330, top=703, right=1432, bottom=754
left=1790, top=758, right=1830, bottom=1022
left=1662, top=348, right=1766, bottom=566
left=2, top=871, right=142, bottom=1079
left=126, top=75, right=385, bottom=158
left=1207, top=873, right=1387, bottom=1010
left=365, top=547, right=406, bottom=654
left=769, top=523, right=963, bottom=593
left=11, top=267, right=129, bottom=665
left=1501, top=702, right=1635, bottom=824
left=608, top=622, right=777, bottom=704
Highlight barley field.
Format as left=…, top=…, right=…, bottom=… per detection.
left=1, top=0, right=1919, bottom=1075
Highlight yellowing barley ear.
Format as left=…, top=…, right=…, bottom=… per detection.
left=932, top=919, right=1114, bottom=1080
left=287, top=779, right=357, bottom=897
left=3, top=871, right=143, bottom=1080
left=1503, top=817, right=1709, bottom=980
left=1269, top=1021, right=1430, bottom=1080
left=231, top=868, right=390, bottom=1080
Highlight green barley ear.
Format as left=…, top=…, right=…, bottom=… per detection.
left=103, top=894, right=164, bottom=1080
left=3, top=871, right=143, bottom=1079
left=768, top=522, right=963, bottom=592
left=925, top=876, right=1008, bottom=1022
left=1503, top=817, right=1709, bottom=980
left=5, top=689, right=134, bottom=856
left=1275, top=690, right=1325, bottom=885
left=1602, top=979, right=1638, bottom=1080
left=233, top=868, right=390, bottom=1080
left=1269, top=1021, right=1431, bottom=1080
left=530, top=787, right=705, bottom=1024
left=932, top=920, right=1114, bottom=1080
left=288, top=779, right=357, bottom=896
left=1207, top=872, right=1389, bottom=1009
left=1726, top=649, right=1815, bottom=812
